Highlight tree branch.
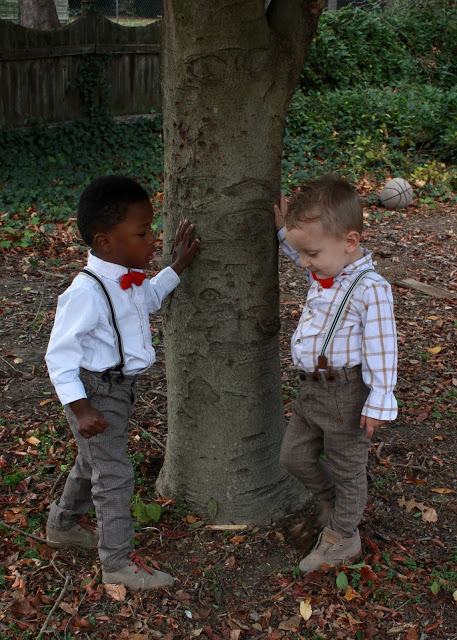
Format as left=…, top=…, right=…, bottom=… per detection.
left=267, top=0, right=326, bottom=71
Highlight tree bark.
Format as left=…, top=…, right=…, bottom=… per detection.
left=20, top=0, right=60, bottom=29
left=157, top=0, right=325, bottom=524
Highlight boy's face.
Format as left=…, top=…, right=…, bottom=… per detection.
left=285, top=219, right=362, bottom=279
left=95, top=199, right=155, bottom=269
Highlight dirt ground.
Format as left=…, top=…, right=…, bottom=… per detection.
left=0, top=199, right=456, bottom=639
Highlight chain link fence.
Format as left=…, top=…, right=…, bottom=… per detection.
left=0, top=0, right=163, bottom=24
left=71, top=0, right=163, bottom=23
left=0, top=0, right=376, bottom=27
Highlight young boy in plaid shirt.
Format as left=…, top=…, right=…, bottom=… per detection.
left=275, top=174, right=397, bottom=573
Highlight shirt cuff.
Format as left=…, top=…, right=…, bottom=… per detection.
left=152, top=265, right=180, bottom=293
left=362, top=390, right=398, bottom=421
left=54, top=380, right=87, bottom=406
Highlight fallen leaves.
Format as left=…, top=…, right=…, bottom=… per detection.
left=397, top=496, right=438, bottom=522
left=103, top=583, right=127, bottom=601
left=299, top=598, right=312, bottom=621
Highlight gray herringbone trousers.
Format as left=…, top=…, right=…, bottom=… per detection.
left=280, top=365, right=370, bottom=538
left=48, top=369, right=137, bottom=572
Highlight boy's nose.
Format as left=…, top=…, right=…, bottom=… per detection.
left=300, top=257, right=311, bottom=268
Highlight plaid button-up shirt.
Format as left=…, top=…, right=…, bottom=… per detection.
left=279, top=229, right=398, bottom=421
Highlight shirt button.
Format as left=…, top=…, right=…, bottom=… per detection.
left=308, top=309, right=313, bottom=316
left=318, top=286, right=323, bottom=293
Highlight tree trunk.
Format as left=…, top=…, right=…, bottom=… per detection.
left=20, top=0, right=60, bottom=29
left=157, top=0, right=325, bottom=524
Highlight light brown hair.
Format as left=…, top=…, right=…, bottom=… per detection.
left=285, top=174, right=363, bottom=237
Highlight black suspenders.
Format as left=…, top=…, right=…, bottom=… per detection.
left=81, top=269, right=125, bottom=380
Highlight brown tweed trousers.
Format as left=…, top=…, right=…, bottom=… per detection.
left=280, top=365, right=370, bottom=538
left=47, top=368, right=138, bottom=572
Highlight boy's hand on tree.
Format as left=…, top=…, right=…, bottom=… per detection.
left=70, top=398, right=108, bottom=439
left=171, top=219, right=200, bottom=275
left=274, top=192, right=288, bottom=231
left=360, top=415, right=384, bottom=439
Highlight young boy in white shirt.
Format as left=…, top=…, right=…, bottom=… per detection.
left=274, top=174, right=397, bottom=573
left=45, top=175, right=199, bottom=590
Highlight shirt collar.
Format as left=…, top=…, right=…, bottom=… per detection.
left=334, top=247, right=373, bottom=282
left=86, top=250, right=144, bottom=281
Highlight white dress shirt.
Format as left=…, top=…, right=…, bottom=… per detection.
left=46, top=251, right=180, bottom=405
left=279, top=229, right=397, bottom=421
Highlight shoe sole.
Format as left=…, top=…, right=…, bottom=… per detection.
left=46, top=539, right=98, bottom=549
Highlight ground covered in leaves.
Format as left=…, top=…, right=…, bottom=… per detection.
left=1, top=193, right=456, bottom=640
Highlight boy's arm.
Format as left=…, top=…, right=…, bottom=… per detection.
left=360, top=281, right=398, bottom=436
left=147, top=219, right=199, bottom=313
left=46, top=286, right=99, bottom=405
left=274, top=196, right=309, bottom=273
left=46, top=286, right=108, bottom=439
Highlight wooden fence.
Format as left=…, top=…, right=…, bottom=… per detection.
left=0, top=13, right=161, bottom=128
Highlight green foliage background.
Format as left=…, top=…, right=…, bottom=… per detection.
left=1, top=0, right=456, bottom=246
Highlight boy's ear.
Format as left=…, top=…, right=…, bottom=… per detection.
left=345, top=230, right=361, bottom=253
left=92, top=232, right=111, bottom=253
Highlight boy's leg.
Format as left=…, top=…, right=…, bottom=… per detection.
left=280, top=380, right=336, bottom=506
left=48, top=451, right=93, bottom=530
left=323, top=370, right=369, bottom=539
left=295, top=368, right=369, bottom=573
left=48, top=368, right=103, bottom=531
left=65, top=373, right=137, bottom=573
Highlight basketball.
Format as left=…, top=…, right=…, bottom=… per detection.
left=379, top=178, right=414, bottom=210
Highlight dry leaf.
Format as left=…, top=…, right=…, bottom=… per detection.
left=426, top=346, right=442, bottom=354
left=104, top=583, right=127, bottom=601
left=278, top=615, right=301, bottom=631
left=26, top=436, right=40, bottom=446
left=13, top=358, right=23, bottom=364
left=39, top=399, right=53, bottom=407
left=397, top=497, right=437, bottom=522
left=299, top=599, right=312, bottom=621
left=453, top=590, right=457, bottom=604
left=422, top=507, right=438, bottom=522
left=59, top=602, right=77, bottom=615
left=431, top=488, right=452, bottom=494
left=230, top=536, right=245, bottom=544
left=186, top=515, right=197, bottom=523
left=344, top=585, right=359, bottom=601
left=406, top=627, right=419, bottom=640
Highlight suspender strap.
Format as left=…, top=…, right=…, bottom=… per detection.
left=81, top=268, right=125, bottom=373
left=315, top=269, right=375, bottom=373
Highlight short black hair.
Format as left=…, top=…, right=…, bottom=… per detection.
left=77, top=175, right=150, bottom=246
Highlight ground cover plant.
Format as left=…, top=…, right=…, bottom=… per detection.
left=1, top=1, right=457, bottom=637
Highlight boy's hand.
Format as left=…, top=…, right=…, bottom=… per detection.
left=70, top=398, right=108, bottom=439
left=171, top=219, right=200, bottom=276
left=360, top=415, right=384, bottom=439
left=274, top=192, right=288, bottom=231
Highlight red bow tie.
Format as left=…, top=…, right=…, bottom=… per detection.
left=120, top=271, right=147, bottom=290
left=312, top=272, right=334, bottom=289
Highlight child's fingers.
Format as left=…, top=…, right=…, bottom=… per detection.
left=280, top=192, right=288, bottom=216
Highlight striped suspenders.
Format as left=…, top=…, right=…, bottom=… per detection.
left=81, top=269, right=125, bottom=379
left=314, top=269, right=375, bottom=380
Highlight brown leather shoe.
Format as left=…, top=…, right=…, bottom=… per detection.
left=299, top=527, right=361, bottom=574
left=46, top=516, right=99, bottom=549
left=102, top=552, right=175, bottom=590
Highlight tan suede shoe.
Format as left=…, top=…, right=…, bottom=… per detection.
left=299, top=526, right=361, bottom=574
left=102, top=552, right=175, bottom=591
left=46, top=516, right=99, bottom=549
